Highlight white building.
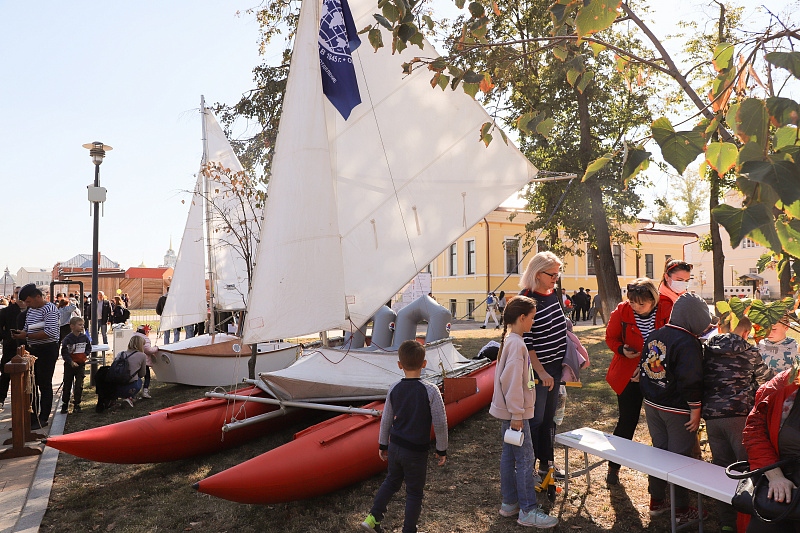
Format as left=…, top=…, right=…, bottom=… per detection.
left=160, top=238, right=177, bottom=269
left=1, top=267, right=16, bottom=296
left=16, top=267, right=52, bottom=291
left=683, top=190, right=779, bottom=301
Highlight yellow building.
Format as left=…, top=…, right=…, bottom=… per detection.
left=428, top=208, right=698, bottom=321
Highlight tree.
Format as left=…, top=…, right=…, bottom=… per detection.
left=653, top=195, right=679, bottom=225
left=674, top=170, right=709, bottom=226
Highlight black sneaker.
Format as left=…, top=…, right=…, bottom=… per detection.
left=61, top=405, right=69, bottom=414
left=606, top=468, right=619, bottom=486
left=73, top=405, right=82, bottom=413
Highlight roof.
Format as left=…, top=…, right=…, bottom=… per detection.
left=125, top=267, right=172, bottom=279
left=20, top=267, right=49, bottom=273
left=739, top=273, right=764, bottom=281
left=57, top=254, right=119, bottom=269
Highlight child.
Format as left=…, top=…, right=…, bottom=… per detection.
left=758, top=312, right=799, bottom=375
left=702, top=317, right=771, bottom=532
left=361, top=340, right=447, bottom=533
left=60, top=316, right=92, bottom=413
left=133, top=325, right=158, bottom=399
left=639, top=293, right=710, bottom=524
left=488, top=295, right=558, bottom=529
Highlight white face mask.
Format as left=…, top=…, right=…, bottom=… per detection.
left=670, top=279, right=689, bottom=293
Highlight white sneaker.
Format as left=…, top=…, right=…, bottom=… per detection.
left=122, top=398, right=135, bottom=408
left=517, top=507, right=558, bottom=528
left=142, top=388, right=151, bottom=399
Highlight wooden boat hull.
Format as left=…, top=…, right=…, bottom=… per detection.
left=194, top=362, right=495, bottom=504
left=152, top=335, right=300, bottom=387
left=45, top=385, right=302, bottom=463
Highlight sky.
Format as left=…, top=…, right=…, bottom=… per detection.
left=0, top=0, right=796, bottom=276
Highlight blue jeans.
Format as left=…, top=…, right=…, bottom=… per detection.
left=370, top=443, right=428, bottom=533
left=100, top=323, right=108, bottom=344
left=116, top=378, right=142, bottom=400
left=164, top=328, right=181, bottom=344
left=530, top=361, right=563, bottom=468
left=185, top=324, right=194, bottom=339
left=500, top=419, right=538, bottom=512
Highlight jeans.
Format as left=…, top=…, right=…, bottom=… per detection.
left=29, top=342, right=59, bottom=422
left=370, top=443, right=429, bottom=533
left=500, top=419, right=538, bottom=512
left=62, top=362, right=85, bottom=407
left=610, top=380, right=644, bottom=471
left=116, top=378, right=142, bottom=400
left=100, top=323, right=108, bottom=345
left=185, top=324, right=195, bottom=339
left=530, top=361, right=563, bottom=468
left=164, top=328, right=181, bottom=344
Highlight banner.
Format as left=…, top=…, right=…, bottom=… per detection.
left=318, top=0, right=362, bottom=119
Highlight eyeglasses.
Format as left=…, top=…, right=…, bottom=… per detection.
left=542, top=271, right=560, bottom=280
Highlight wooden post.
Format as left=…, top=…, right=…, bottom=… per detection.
left=0, top=350, right=44, bottom=460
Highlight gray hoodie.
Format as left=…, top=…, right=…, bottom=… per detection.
left=669, top=293, right=712, bottom=336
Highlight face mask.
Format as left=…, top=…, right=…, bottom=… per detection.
left=670, top=279, right=689, bottom=293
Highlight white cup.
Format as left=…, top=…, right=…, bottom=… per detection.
left=504, top=428, right=524, bottom=446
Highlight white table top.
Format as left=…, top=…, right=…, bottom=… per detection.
left=668, top=461, right=738, bottom=502
left=91, top=344, right=110, bottom=352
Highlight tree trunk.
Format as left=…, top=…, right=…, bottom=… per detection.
left=781, top=252, right=793, bottom=298
left=577, top=88, right=622, bottom=317
left=709, top=164, right=726, bottom=306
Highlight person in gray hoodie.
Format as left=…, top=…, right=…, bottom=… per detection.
left=638, top=293, right=712, bottom=524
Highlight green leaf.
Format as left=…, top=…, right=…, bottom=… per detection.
left=749, top=220, right=782, bottom=254
left=757, top=253, right=774, bottom=273
left=582, top=152, right=614, bottom=182
left=589, top=42, right=606, bottom=56
left=436, top=73, right=449, bottom=90
left=704, top=114, right=721, bottom=136
left=621, top=147, right=650, bottom=187
left=712, top=43, right=734, bottom=72
left=470, top=17, right=488, bottom=39
left=712, top=67, right=735, bottom=99
left=368, top=28, right=384, bottom=51
left=711, top=203, right=775, bottom=249
left=553, top=45, right=569, bottom=61
left=726, top=102, right=741, bottom=137
left=455, top=0, right=466, bottom=8
left=737, top=98, right=769, bottom=147
left=447, top=65, right=463, bottom=77
left=651, top=117, right=706, bottom=174
left=729, top=296, right=751, bottom=319
left=468, top=1, right=485, bottom=17
left=776, top=126, right=799, bottom=150
left=748, top=298, right=795, bottom=338
left=766, top=97, right=800, bottom=127
left=736, top=176, right=780, bottom=209
left=462, top=82, right=479, bottom=98
left=397, top=23, right=416, bottom=43
left=776, top=216, right=800, bottom=257
left=566, top=68, right=580, bottom=86
left=422, top=14, right=434, bottom=30
left=382, top=3, right=399, bottom=23
left=576, top=70, right=594, bottom=93
left=536, top=117, right=554, bottom=139
left=705, top=142, right=738, bottom=174
left=392, top=0, right=407, bottom=19
left=463, top=70, right=484, bottom=84
left=549, top=0, right=578, bottom=29
left=766, top=51, right=800, bottom=80
left=498, top=128, right=508, bottom=145
left=716, top=300, right=731, bottom=315
left=574, top=0, right=621, bottom=39
left=737, top=141, right=764, bottom=168
left=779, top=198, right=800, bottom=219
left=741, top=159, right=800, bottom=206
left=408, top=30, right=424, bottom=49
left=373, top=14, right=393, bottom=30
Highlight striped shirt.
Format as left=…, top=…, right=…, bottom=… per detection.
left=520, top=290, right=568, bottom=366
left=634, top=305, right=658, bottom=344
left=24, top=302, right=60, bottom=345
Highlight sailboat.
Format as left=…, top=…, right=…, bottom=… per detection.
left=151, top=102, right=299, bottom=387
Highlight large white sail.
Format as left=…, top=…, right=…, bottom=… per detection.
left=203, top=108, right=258, bottom=311
left=243, top=0, right=537, bottom=344
left=160, top=175, right=207, bottom=331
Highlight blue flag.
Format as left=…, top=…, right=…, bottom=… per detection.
left=318, top=0, right=362, bottom=120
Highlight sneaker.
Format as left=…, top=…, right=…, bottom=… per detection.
left=142, top=388, right=152, bottom=399
left=499, top=502, right=520, bottom=517
left=606, top=468, right=619, bottom=486
left=675, top=506, right=708, bottom=524
left=648, top=498, right=670, bottom=517
left=538, top=465, right=565, bottom=480
left=122, top=397, right=135, bottom=408
left=517, top=507, right=558, bottom=528
left=359, top=514, right=382, bottom=532
left=61, top=405, right=69, bottom=414
left=480, top=325, right=486, bottom=329
left=73, top=405, right=82, bottom=413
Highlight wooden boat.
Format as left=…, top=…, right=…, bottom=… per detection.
left=193, top=362, right=494, bottom=504
left=44, top=384, right=304, bottom=463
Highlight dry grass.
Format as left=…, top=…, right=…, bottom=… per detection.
left=42, top=326, right=726, bottom=532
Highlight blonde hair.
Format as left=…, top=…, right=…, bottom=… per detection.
left=128, top=335, right=145, bottom=352
left=519, top=251, right=562, bottom=292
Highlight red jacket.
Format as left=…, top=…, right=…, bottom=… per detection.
left=743, top=369, right=799, bottom=470
left=605, top=295, right=673, bottom=395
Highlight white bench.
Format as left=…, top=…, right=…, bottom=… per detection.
left=555, top=427, right=739, bottom=533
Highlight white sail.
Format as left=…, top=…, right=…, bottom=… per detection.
left=243, top=0, right=537, bottom=344
left=160, top=175, right=207, bottom=331
left=203, top=108, right=258, bottom=311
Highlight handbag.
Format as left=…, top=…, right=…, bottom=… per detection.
left=726, top=458, right=800, bottom=523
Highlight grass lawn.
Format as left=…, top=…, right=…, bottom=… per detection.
left=41, top=325, right=730, bottom=532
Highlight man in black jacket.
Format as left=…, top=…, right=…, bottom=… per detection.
left=0, top=287, right=23, bottom=406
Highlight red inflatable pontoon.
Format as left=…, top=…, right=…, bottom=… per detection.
left=194, top=362, right=495, bottom=504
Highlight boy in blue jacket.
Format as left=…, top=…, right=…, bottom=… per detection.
left=60, top=317, right=92, bottom=413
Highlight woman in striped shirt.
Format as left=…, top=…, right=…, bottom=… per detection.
left=604, top=278, right=673, bottom=485
left=518, top=252, right=569, bottom=478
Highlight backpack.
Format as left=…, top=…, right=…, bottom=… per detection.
left=106, top=351, right=133, bottom=384
left=121, top=307, right=131, bottom=321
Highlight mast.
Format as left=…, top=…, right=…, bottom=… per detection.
left=200, top=95, right=216, bottom=334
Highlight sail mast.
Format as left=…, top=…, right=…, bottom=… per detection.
left=200, top=95, right=216, bottom=334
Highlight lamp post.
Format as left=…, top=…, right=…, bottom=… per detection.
left=83, top=142, right=112, bottom=348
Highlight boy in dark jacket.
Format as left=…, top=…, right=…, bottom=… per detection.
left=702, top=317, right=770, bottom=531
left=639, top=293, right=711, bottom=524
left=61, top=316, right=92, bottom=413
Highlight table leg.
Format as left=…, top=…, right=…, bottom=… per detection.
left=584, top=452, right=590, bottom=487
left=670, top=483, right=677, bottom=533
left=697, top=492, right=703, bottom=533
left=563, top=447, right=570, bottom=497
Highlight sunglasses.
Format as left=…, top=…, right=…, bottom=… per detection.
left=626, top=284, right=651, bottom=294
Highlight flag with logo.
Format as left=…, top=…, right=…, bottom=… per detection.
left=318, top=0, right=362, bottom=119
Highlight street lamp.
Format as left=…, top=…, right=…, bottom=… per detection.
left=82, top=141, right=112, bottom=349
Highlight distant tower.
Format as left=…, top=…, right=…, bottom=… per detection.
left=1, top=266, right=14, bottom=296
left=161, top=236, right=177, bottom=268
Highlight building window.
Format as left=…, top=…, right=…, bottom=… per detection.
left=467, top=299, right=475, bottom=319
left=645, top=254, right=654, bottom=279
left=466, top=239, right=476, bottom=275
left=448, top=243, right=457, bottom=276
left=613, top=244, right=622, bottom=275
left=742, top=238, right=757, bottom=249
left=665, top=254, right=672, bottom=262
left=449, top=299, right=457, bottom=317
left=587, top=245, right=596, bottom=276
left=749, top=267, right=758, bottom=274
left=505, top=238, right=519, bottom=274
left=422, top=263, right=432, bottom=274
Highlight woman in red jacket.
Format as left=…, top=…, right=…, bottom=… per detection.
left=742, top=369, right=800, bottom=532
left=605, top=278, right=673, bottom=486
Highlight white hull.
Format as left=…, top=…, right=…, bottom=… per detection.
left=258, top=339, right=478, bottom=400
left=152, top=334, right=300, bottom=387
